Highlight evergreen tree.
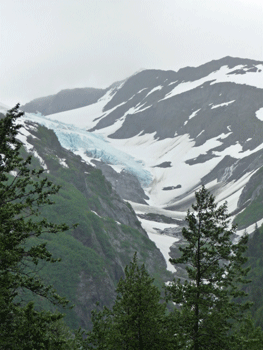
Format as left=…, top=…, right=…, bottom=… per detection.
left=231, top=314, right=263, bottom=350
left=167, top=186, right=250, bottom=350
left=0, top=105, right=76, bottom=348
left=243, top=223, right=263, bottom=328
left=86, top=253, right=173, bottom=350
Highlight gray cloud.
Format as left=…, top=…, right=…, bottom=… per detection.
left=1, top=0, right=262, bottom=107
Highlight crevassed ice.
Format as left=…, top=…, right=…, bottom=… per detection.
left=22, top=113, right=152, bottom=187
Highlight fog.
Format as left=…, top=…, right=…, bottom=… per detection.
left=1, top=0, right=262, bottom=106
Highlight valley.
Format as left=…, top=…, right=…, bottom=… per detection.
left=2, top=55, right=263, bottom=329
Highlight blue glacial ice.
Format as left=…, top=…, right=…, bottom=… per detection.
left=23, top=112, right=152, bottom=187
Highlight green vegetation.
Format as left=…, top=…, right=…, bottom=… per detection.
left=0, top=105, right=76, bottom=348
left=2, top=106, right=263, bottom=348
left=242, top=224, right=263, bottom=329
left=167, top=186, right=252, bottom=350
left=86, top=187, right=263, bottom=349
left=235, top=198, right=263, bottom=229
left=85, top=253, right=172, bottom=350
left=234, top=166, right=263, bottom=228
left=24, top=169, right=166, bottom=328
left=231, top=315, right=263, bottom=350
left=0, top=106, right=171, bottom=334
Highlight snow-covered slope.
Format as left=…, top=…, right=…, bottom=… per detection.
left=16, top=56, right=263, bottom=272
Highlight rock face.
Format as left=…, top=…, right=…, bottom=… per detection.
left=3, top=116, right=170, bottom=329
left=91, top=160, right=149, bottom=204
left=21, top=87, right=107, bottom=115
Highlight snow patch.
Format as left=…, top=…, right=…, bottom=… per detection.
left=168, top=81, right=178, bottom=86
left=110, top=164, right=124, bottom=173
left=58, top=158, right=68, bottom=168
left=16, top=125, right=48, bottom=170
left=137, top=88, right=148, bottom=94
left=129, top=201, right=186, bottom=220
left=184, top=109, right=201, bottom=126
left=47, top=88, right=121, bottom=129
left=213, top=140, right=263, bottom=159
left=140, top=218, right=179, bottom=273
left=134, top=105, right=152, bottom=114
left=215, top=170, right=257, bottom=213
left=145, top=85, right=163, bottom=98
left=10, top=170, right=17, bottom=177
left=91, top=210, right=102, bottom=218
left=211, top=100, right=235, bottom=109
left=236, top=218, right=263, bottom=236
left=161, top=65, right=263, bottom=102
left=255, top=107, right=263, bottom=122
left=196, top=130, right=204, bottom=138
left=189, top=108, right=201, bottom=120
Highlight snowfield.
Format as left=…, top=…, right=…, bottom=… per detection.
left=2, top=59, right=263, bottom=273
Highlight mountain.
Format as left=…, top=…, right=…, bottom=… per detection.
left=21, top=57, right=263, bottom=230
left=21, top=87, right=107, bottom=115
left=11, top=55, right=263, bottom=326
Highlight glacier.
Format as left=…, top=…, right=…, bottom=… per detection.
left=22, top=112, right=152, bottom=187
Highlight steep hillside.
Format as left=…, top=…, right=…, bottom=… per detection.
left=0, top=111, right=170, bottom=329
left=242, top=224, right=263, bottom=328
left=21, top=87, right=107, bottom=116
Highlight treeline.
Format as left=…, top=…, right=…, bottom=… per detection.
left=1, top=106, right=263, bottom=349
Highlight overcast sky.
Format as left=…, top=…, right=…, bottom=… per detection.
left=1, top=0, right=262, bottom=107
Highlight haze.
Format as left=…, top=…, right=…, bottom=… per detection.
left=1, top=0, right=262, bottom=107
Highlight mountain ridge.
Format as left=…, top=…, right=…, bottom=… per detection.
left=21, top=87, right=107, bottom=116
left=21, top=56, right=263, bottom=117
left=9, top=55, right=263, bottom=282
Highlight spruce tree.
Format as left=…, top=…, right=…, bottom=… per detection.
left=167, top=186, right=250, bottom=350
left=231, top=314, right=263, bottom=350
left=0, top=105, right=75, bottom=349
left=112, top=253, right=170, bottom=349
left=243, top=223, right=263, bottom=328
left=86, top=253, right=172, bottom=350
